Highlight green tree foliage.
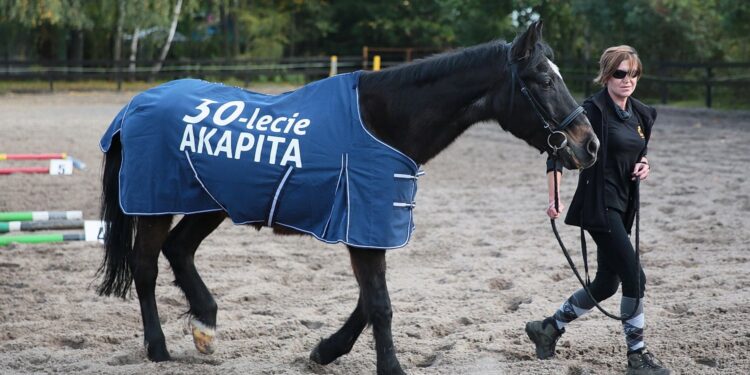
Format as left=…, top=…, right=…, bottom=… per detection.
left=1, top=0, right=748, bottom=62
left=310, top=0, right=514, bottom=55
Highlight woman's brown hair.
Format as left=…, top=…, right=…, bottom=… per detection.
left=593, top=45, right=642, bottom=86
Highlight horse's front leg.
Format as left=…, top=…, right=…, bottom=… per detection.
left=130, top=215, right=173, bottom=361
left=349, top=246, right=404, bottom=375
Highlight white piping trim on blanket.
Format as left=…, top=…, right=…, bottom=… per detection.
left=185, top=150, right=230, bottom=212
left=354, top=88, right=420, bottom=172
left=104, top=129, right=121, bottom=153
left=120, top=207, right=224, bottom=216
left=100, top=98, right=132, bottom=152
left=273, top=222, right=413, bottom=250
left=321, top=154, right=346, bottom=238
left=110, top=99, right=130, bottom=215
left=355, top=83, right=419, bottom=247
left=267, top=166, right=294, bottom=227
left=109, top=98, right=224, bottom=217
left=118, top=156, right=225, bottom=217
left=345, top=153, right=350, bottom=243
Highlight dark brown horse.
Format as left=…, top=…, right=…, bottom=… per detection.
left=97, top=21, right=598, bottom=374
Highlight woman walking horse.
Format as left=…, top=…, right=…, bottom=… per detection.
left=97, top=21, right=599, bottom=374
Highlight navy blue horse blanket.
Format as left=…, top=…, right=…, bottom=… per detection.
left=100, top=71, right=420, bottom=249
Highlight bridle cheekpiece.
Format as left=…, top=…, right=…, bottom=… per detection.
left=507, top=49, right=585, bottom=156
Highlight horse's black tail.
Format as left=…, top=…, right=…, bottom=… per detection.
left=96, top=136, right=136, bottom=298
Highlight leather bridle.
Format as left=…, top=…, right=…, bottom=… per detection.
left=507, top=51, right=585, bottom=155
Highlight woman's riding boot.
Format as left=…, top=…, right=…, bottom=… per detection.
left=626, top=350, right=671, bottom=375
left=525, top=317, right=564, bottom=359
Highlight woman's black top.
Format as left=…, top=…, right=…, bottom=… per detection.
left=603, top=94, right=646, bottom=212
left=554, top=89, right=656, bottom=233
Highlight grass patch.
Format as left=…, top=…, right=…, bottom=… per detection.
left=0, top=80, right=167, bottom=93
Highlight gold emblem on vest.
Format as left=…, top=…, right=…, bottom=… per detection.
left=637, top=125, right=645, bottom=139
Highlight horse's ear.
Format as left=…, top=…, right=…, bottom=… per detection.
left=511, top=20, right=544, bottom=61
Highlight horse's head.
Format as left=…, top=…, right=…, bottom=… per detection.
left=498, top=21, right=599, bottom=170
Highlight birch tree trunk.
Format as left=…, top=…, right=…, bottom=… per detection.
left=113, top=0, right=124, bottom=62
left=129, top=27, right=140, bottom=81
left=150, top=0, right=183, bottom=80
left=113, top=0, right=125, bottom=82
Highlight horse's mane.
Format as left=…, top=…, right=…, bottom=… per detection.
left=363, top=40, right=509, bottom=86
left=363, top=36, right=555, bottom=88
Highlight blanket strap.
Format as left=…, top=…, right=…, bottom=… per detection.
left=393, top=172, right=419, bottom=209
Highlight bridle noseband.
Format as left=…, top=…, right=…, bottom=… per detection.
left=507, top=51, right=585, bottom=155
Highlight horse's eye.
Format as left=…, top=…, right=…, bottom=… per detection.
left=544, top=79, right=553, bottom=88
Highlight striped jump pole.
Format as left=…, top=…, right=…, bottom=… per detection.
left=0, top=211, right=83, bottom=222
left=0, top=219, right=85, bottom=233
left=0, top=153, right=67, bottom=161
left=0, top=160, right=75, bottom=175
left=0, top=233, right=85, bottom=246
left=0, top=167, right=53, bottom=175
left=0, top=154, right=86, bottom=175
left=0, top=220, right=105, bottom=246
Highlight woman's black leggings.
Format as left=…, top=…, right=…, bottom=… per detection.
left=587, top=208, right=646, bottom=300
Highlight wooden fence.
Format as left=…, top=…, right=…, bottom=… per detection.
left=556, top=60, right=750, bottom=108
left=1, top=56, right=748, bottom=108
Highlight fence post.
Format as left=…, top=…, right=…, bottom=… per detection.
left=329, top=55, right=338, bottom=77
left=115, top=59, right=123, bottom=91
left=47, top=63, right=54, bottom=92
left=705, top=66, right=713, bottom=108
left=583, top=58, right=591, bottom=97
left=373, top=55, right=381, bottom=71
left=659, top=62, right=668, bottom=105
left=362, top=46, right=369, bottom=70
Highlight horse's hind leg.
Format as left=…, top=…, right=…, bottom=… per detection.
left=310, top=295, right=367, bottom=365
left=327, top=246, right=404, bottom=374
left=131, top=215, right=173, bottom=361
left=161, top=211, right=226, bottom=355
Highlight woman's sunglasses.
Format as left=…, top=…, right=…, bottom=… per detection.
left=612, top=69, right=640, bottom=79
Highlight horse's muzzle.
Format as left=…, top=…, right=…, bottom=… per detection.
left=581, top=136, right=599, bottom=168
left=560, top=134, right=598, bottom=170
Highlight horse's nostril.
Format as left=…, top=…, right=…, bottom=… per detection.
left=587, top=137, right=600, bottom=156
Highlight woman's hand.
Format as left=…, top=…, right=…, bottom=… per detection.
left=632, top=157, right=650, bottom=180
left=546, top=200, right=564, bottom=219
left=547, top=170, right=563, bottom=219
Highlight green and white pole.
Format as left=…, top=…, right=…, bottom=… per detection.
left=0, top=233, right=85, bottom=246
left=0, top=211, right=83, bottom=222
left=0, top=221, right=105, bottom=246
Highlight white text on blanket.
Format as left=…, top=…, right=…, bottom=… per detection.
left=179, top=99, right=306, bottom=168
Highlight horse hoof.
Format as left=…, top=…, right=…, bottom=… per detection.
left=190, top=318, right=217, bottom=355
left=309, top=339, right=341, bottom=365
left=146, top=342, right=171, bottom=362
left=309, top=344, right=326, bottom=365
